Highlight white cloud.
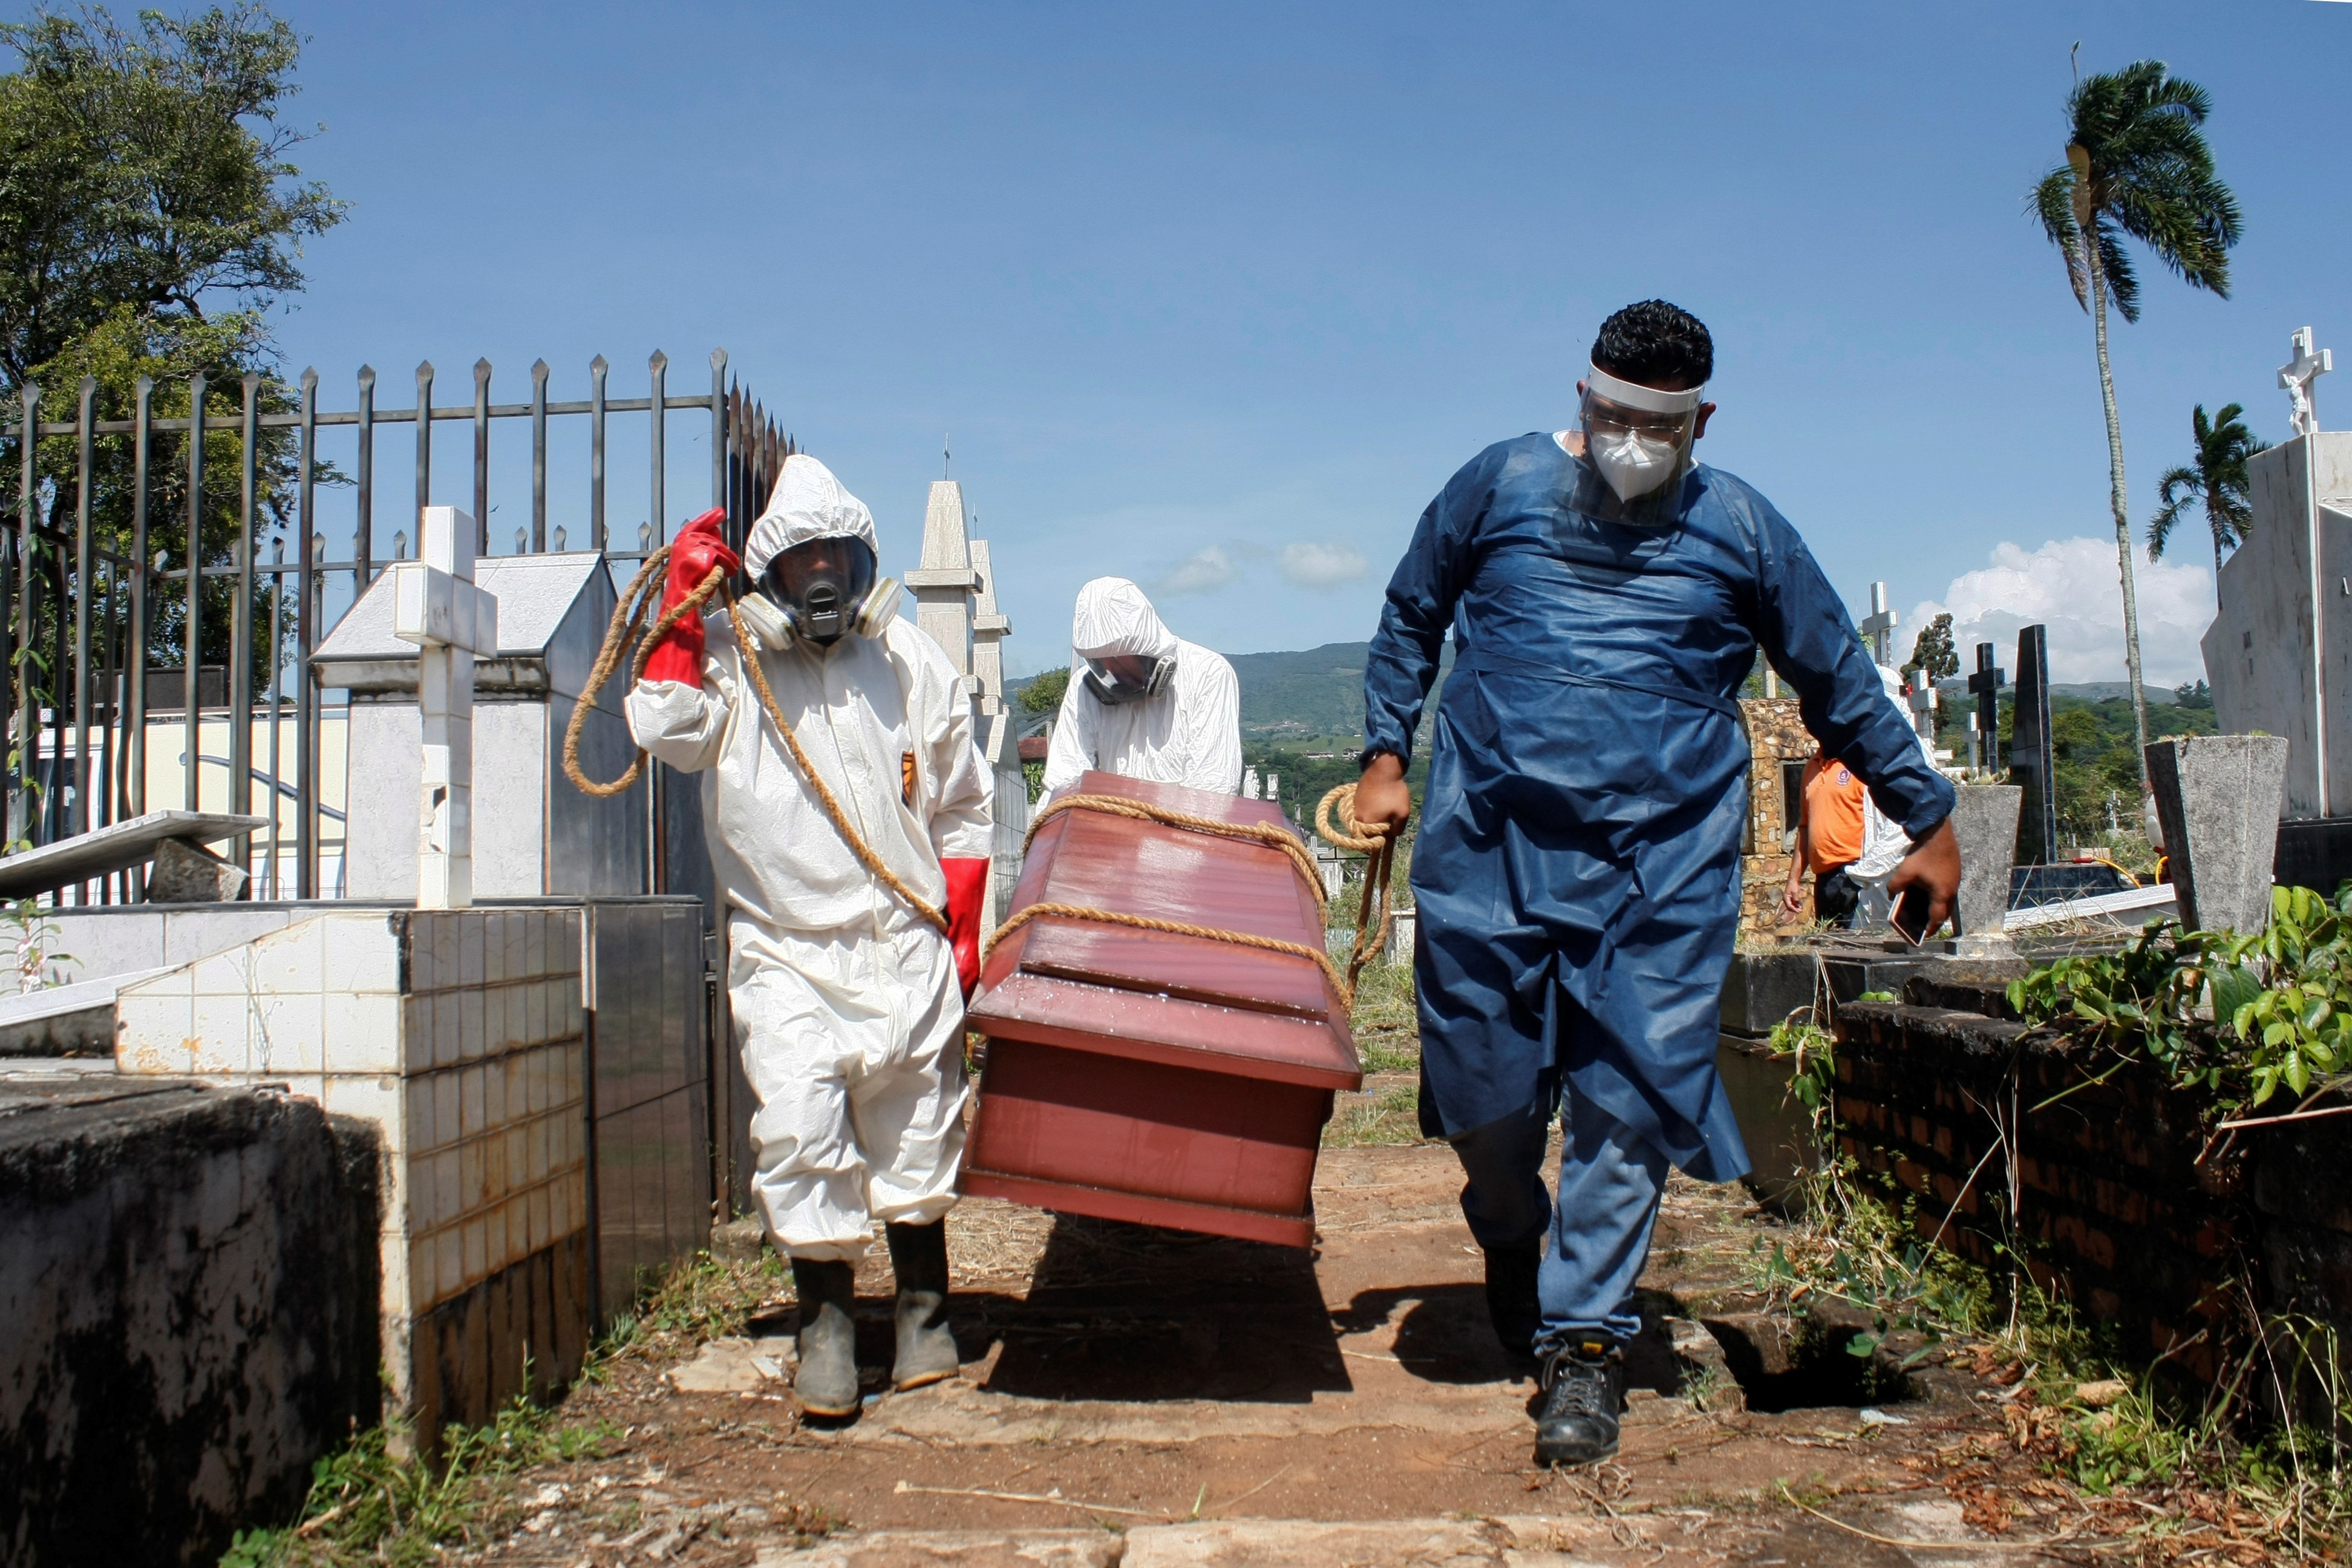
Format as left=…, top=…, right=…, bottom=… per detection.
left=1278, top=540, right=1369, bottom=589
left=1149, top=544, right=1238, bottom=598
left=1907, top=537, right=2215, bottom=687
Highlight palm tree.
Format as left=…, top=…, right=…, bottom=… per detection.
left=2033, top=59, right=2241, bottom=795
left=2148, top=402, right=2263, bottom=597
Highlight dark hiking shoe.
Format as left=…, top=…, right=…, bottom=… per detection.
left=1535, top=1338, right=1625, bottom=1466
left=1483, top=1242, right=1541, bottom=1365
left=885, top=1220, right=961, bottom=1391
left=790, top=1258, right=860, bottom=1416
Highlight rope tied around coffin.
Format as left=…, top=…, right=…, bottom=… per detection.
left=984, top=899, right=1358, bottom=1011
left=984, top=785, right=1408, bottom=1012
left=561, top=544, right=947, bottom=934
left=1315, top=782, right=1402, bottom=998
left=1020, top=791, right=1330, bottom=922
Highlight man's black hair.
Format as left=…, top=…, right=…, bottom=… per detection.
left=1591, top=300, right=1713, bottom=388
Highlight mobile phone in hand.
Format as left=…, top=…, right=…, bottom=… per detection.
left=1890, top=886, right=1934, bottom=946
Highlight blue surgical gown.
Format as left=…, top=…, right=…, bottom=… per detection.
left=1364, top=433, right=1954, bottom=1183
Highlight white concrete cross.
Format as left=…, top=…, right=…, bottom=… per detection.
left=1907, top=680, right=1939, bottom=743
left=390, top=506, right=499, bottom=910
left=1860, top=581, right=1899, bottom=667
left=2281, top=326, right=2333, bottom=439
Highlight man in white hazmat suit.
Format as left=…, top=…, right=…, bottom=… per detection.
left=1040, top=576, right=1243, bottom=796
left=626, top=454, right=993, bottom=1417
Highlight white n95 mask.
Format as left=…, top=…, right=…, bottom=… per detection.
left=1579, top=362, right=1705, bottom=508
left=1588, top=426, right=1682, bottom=501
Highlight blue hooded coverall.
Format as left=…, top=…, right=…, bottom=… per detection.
left=1363, top=432, right=1954, bottom=1349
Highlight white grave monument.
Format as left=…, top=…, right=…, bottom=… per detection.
left=390, top=506, right=498, bottom=909
left=904, top=475, right=1029, bottom=926
left=2202, top=327, right=2352, bottom=819
left=1860, top=581, right=1898, bottom=667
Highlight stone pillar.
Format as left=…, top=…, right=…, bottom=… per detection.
left=2145, top=735, right=2289, bottom=934
left=969, top=537, right=1028, bottom=929
left=907, top=480, right=979, bottom=691
left=2011, top=624, right=2057, bottom=863
left=390, top=506, right=498, bottom=910
left=1950, top=783, right=2024, bottom=951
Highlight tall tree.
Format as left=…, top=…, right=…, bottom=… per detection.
left=2148, top=401, right=2263, bottom=596
left=1903, top=611, right=1958, bottom=685
left=0, top=4, right=342, bottom=387
left=2032, top=59, right=2240, bottom=795
left=0, top=5, right=341, bottom=685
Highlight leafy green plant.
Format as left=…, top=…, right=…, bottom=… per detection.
left=2007, top=884, right=2352, bottom=1114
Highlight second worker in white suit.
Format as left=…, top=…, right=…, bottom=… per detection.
left=1040, top=576, right=1243, bottom=797
left=627, top=454, right=992, bottom=1418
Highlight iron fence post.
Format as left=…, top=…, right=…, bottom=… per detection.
left=127, top=376, right=151, bottom=844
left=415, top=362, right=434, bottom=533
left=531, top=359, right=549, bottom=552
left=184, top=373, right=204, bottom=813
left=590, top=355, right=608, bottom=550
left=297, top=367, right=318, bottom=898
left=473, top=358, right=491, bottom=555
left=71, top=379, right=94, bottom=880
left=356, top=365, right=376, bottom=590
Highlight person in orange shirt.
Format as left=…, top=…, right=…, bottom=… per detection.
left=1780, top=753, right=1869, bottom=927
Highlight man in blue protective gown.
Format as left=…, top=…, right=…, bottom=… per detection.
left=1351, top=301, right=1960, bottom=1467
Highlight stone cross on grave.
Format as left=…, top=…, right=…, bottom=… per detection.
left=1860, top=581, right=1898, bottom=667
left=2281, top=327, right=2333, bottom=439
left=391, top=505, right=498, bottom=910
left=1967, top=642, right=2006, bottom=776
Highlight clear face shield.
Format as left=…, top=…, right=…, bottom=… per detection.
left=1573, top=363, right=1705, bottom=526
left=1081, top=651, right=1174, bottom=706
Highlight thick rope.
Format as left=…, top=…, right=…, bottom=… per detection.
left=1315, top=782, right=1402, bottom=996
left=984, top=900, right=1357, bottom=1011
left=560, top=545, right=947, bottom=935
left=1022, top=791, right=1328, bottom=922
left=721, top=593, right=946, bottom=932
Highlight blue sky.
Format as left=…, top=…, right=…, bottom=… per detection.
left=156, top=1, right=2352, bottom=678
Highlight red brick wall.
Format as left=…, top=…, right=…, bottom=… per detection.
left=1834, top=1001, right=2242, bottom=1384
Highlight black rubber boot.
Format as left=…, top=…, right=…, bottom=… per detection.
left=1482, top=1241, right=1541, bottom=1366
left=885, top=1220, right=961, bottom=1391
left=789, top=1257, right=860, bottom=1417
left=1534, top=1336, right=1626, bottom=1466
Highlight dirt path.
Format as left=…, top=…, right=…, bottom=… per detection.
left=479, top=1134, right=2102, bottom=1566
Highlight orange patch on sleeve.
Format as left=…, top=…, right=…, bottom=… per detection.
left=902, top=751, right=917, bottom=808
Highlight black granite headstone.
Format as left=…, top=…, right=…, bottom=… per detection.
left=1967, top=643, right=2006, bottom=773
left=2010, top=625, right=2057, bottom=863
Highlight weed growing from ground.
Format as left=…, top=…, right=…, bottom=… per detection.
left=1765, top=959, right=2352, bottom=1560
left=218, top=1249, right=787, bottom=1567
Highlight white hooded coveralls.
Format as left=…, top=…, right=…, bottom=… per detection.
left=1040, top=577, right=1243, bottom=796
left=627, top=455, right=993, bottom=1261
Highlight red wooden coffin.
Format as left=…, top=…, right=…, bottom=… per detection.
left=962, top=771, right=1364, bottom=1247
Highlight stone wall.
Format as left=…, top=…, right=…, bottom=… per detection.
left=0, top=1079, right=380, bottom=1567
left=1740, top=697, right=1815, bottom=936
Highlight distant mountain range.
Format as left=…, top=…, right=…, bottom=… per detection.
left=1006, top=649, right=2150, bottom=748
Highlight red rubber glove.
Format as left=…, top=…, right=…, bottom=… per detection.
left=942, top=857, right=990, bottom=1000
left=641, top=508, right=740, bottom=686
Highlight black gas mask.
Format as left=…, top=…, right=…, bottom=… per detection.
left=1082, top=652, right=1175, bottom=705
left=755, top=535, right=897, bottom=647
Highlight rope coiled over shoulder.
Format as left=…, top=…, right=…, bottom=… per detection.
left=561, top=544, right=947, bottom=934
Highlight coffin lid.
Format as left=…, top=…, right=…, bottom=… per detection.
left=970, top=771, right=1361, bottom=1089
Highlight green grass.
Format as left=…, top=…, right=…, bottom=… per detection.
left=1348, top=957, right=1419, bottom=1073
left=1323, top=1083, right=1424, bottom=1146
